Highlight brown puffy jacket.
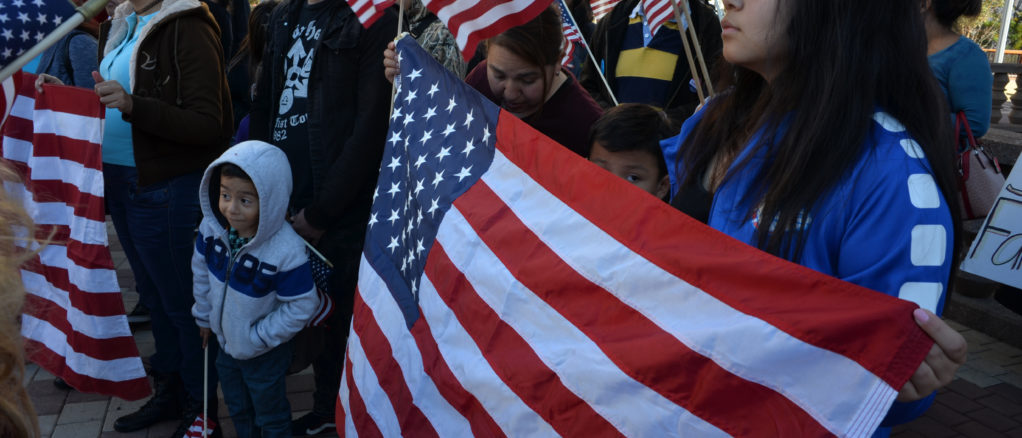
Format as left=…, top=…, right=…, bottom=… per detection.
left=99, top=0, right=232, bottom=186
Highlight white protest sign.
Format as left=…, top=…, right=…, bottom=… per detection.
left=961, top=164, right=1022, bottom=289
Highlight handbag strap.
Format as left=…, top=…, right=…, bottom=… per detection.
left=955, top=111, right=979, bottom=150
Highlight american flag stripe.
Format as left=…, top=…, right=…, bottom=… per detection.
left=642, top=0, right=673, bottom=36
left=403, top=295, right=506, bottom=437
left=422, top=0, right=553, bottom=59
left=350, top=298, right=440, bottom=437
left=3, top=74, right=150, bottom=401
left=445, top=184, right=825, bottom=435
left=344, top=343, right=388, bottom=438
left=431, top=214, right=727, bottom=435
left=425, top=242, right=623, bottom=434
left=346, top=0, right=395, bottom=27
left=591, top=0, right=620, bottom=20
left=20, top=302, right=138, bottom=359
left=352, top=291, right=476, bottom=436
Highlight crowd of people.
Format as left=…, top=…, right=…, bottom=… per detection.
left=5, top=0, right=994, bottom=436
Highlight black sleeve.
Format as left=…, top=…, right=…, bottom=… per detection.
left=249, top=5, right=284, bottom=142
left=302, top=11, right=397, bottom=229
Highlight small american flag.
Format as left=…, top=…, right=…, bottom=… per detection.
left=421, top=0, right=554, bottom=60
left=0, top=0, right=77, bottom=69
left=307, top=248, right=335, bottom=327
left=345, top=0, right=394, bottom=28
left=642, top=0, right=674, bottom=36
left=591, top=0, right=621, bottom=20
left=181, top=414, right=217, bottom=438
left=3, top=74, right=150, bottom=401
left=336, top=35, right=934, bottom=437
left=557, top=0, right=582, bottom=68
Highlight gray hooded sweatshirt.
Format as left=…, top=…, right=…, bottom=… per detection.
left=191, top=141, right=319, bottom=360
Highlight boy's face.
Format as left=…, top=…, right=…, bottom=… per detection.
left=589, top=141, right=670, bottom=199
left=219, top=175, right=260, bottom=238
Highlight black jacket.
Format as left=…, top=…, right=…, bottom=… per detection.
left=580, top=0, right=721, bottom=125
left=250, top=0, right=396, bottom=248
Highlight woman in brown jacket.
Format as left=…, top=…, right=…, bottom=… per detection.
left=39, top=0, right=231, bottom=435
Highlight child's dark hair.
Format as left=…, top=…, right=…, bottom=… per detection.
left=932, top=0, right=982, bottom=28
left=219, top=163, right=252, bottom=182
left=588, top=103, right=673, bottom=178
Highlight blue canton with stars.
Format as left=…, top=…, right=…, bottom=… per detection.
left=364, top=35, right=499, bottom=328
left=0, top=0, right=76, bottom=69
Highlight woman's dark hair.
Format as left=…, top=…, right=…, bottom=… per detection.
left=485, top=4, right=563, bottom=110
left=589, top=103, right=673, bottom=178
left=486, top=4, right=563, bottom=69
left=229, top=0, right=278, bottom=80
left=679, top=0, right=962, bottom=266
left=933, top=0, right=983, bottom=28
left=219, top=162, right=252, bottom=182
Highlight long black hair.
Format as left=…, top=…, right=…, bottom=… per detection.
left=680, top=0, right=962, bottom=265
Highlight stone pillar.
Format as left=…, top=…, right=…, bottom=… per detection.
left=994, top=72, right=1009, bottom=126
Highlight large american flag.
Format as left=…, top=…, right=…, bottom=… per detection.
left=0, top=0, right=77, bottom=69
left=336, top=35, right=934, bottom=437
left=2, top=73, right=150, bottom=401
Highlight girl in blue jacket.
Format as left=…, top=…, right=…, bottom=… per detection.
left=663, top=0, right=968, bottom=435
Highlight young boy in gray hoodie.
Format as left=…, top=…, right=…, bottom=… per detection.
left=192, top=140, right=319, bottom=437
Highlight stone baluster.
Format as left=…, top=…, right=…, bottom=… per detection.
left=993, top=71, right=1009, bottom=126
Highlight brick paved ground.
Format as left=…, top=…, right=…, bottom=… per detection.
left=25, top=220, right=1022, bottom=437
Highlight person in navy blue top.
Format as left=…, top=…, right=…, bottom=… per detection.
left=924, top=0, right=991, bottom=138
left=662, top=1, right=968, bottom=436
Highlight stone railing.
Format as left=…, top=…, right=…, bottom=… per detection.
left=991, top=63, right=1022, bottom=127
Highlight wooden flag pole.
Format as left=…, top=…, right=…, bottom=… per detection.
left=561, top=0, right=618, bottom=106
left=668, top=0, right=705, bottom=103
left=678, top=0, right=714, bottom=97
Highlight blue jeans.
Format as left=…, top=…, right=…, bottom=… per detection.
left=103, top=163, right=215, bottom=402
left=216, top=342, right=293, bottom=438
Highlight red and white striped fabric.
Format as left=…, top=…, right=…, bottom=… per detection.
left=421, top=0, right=554, bottom=60
left=181, top=414, right=217, bottom=438
left=591, top=0, right=621, bottom=20
left=642, top=0, right=674, bottom=36
left=336, top=39, right=934, bottom=438
left=2, top=73, right=150, bottom=401
left=345, top=0, right=394, bottom=28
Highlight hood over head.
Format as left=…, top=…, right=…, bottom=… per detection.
left=200, top=140, right=293, bottom=246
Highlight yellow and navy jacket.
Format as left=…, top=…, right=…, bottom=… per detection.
left=580, top=0, right=721, bottom=126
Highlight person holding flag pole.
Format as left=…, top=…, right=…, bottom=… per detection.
left=669, top=0, right=714, bottom=103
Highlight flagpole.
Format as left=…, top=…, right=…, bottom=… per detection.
left=561, top=0, right=618, bottom=106
left=0, top=0, right=110, bottom=81
left=677, top=0, right=714, bottom=98
left=668, top=0, right=705, bottom=103
left=389, top=0, right=406, bottom=117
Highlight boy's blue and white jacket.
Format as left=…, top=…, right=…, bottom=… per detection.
left=662, top=107, right=954, bottom=434
left=192, top=141, right=319, bottom=360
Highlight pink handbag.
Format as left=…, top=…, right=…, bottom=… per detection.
left=955, top=111, right=1005, bottom=219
